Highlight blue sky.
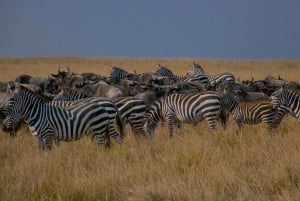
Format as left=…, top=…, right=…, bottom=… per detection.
left=1, top=0, right=300, bottom=59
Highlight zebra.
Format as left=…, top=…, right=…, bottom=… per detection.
left=43, top=88, right=149, bottom=136
left=220, top=86, right=279, bottom=134
left=2, top=86, right=123, bottom=150
left=155, top=64, right=209, bottom=86
left=270, top=85, right=300, bottom=122
left=185, top=63, right=235, bottom=87
left=144, top=92, right=225, bottom=137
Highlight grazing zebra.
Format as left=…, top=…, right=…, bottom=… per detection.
left=2, top=112, right=23, bottom=136
left=51, top=89, right=148, bottom=136
left=109, top=66, right=129, bottom=83
left=2, top=87, right=123, bottom=150
left=155, top=64, right=209, bottom=86
left=144, top=92, right=224, bottom=136
left=270, top=85, right=300, bottom=121
left=220, top=87, right=279, bottom=134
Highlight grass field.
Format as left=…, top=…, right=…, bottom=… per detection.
left=0, top=57, right=300, bottom=201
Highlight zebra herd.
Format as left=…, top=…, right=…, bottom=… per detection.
left=1, top=63, right=299, bottom=151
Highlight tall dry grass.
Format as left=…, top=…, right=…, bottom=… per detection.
left=0, top=57, right=300, bottom=201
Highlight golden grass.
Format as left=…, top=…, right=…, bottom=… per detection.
left=0, top=57, right=300, bottom=201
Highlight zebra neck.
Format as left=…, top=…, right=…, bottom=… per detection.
left=21, top=95, right=45, bottom=124
left=228, top=98, right=239, bottom=113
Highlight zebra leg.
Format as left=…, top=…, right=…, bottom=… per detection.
left=92, top=132, right=108, bottom=147
left=261, top=116, right=276, bottom=135
left=42, top=133, right=54, bottom=150
left=166, top=115, right=176, bottom=137
left=35, top=135, right=45, bottom=150
left=174, top=119, right=183, bottom=136
left=234, top=117, right=243, bottom=133
left=205, top=115, right=217, bottom=133
left=219, top=108, right=228, bottom=129
left=35, top=135, right=53, bottom=151
left=130, top=122, right=147, bottom=137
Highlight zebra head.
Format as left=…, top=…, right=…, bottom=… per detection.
left=270, top=84, right=290, bottom=110
left=1, top=86, right=37, bottom=121
left=2, top=112, right=23, bottom=136
left=143, top=100, right=163, bottom=136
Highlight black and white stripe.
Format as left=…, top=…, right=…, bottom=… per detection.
left=2, top=87, right=123, bottom=150
left=144, top=92, right=224, bottom=136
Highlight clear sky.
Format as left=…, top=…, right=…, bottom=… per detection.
left=1, top=0, right=300, bottom=59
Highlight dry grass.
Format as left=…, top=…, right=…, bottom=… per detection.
left=0, top=57, right=300, bottom=201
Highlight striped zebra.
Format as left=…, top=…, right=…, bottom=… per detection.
left=270, top=85, right=300, bottom=122
left=53, top=89, right=148, bottom=136
left=155, top=64, right=209, bottom=86
left=109, top=66, right=129, bottom=83
left=144, top=92, right=225, bottom=136
left=185, top=63, right=235, bottom=86
left=220, top=87, right=279, bottom=134
left=2, top=87, right=123, bottom=150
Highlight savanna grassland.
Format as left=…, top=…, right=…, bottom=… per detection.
left=0, top=57, right=300, bottom=201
